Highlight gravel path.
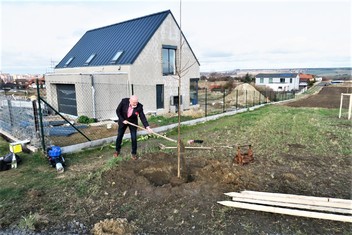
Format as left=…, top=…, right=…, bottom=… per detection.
left=0, top=220, right=90, bottom=235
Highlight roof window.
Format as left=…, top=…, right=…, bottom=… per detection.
left=64, top=57, right=74, bottom=67
left=110, top=51, right=123, bottom=64
left=84, top=54, right=96, bottom=65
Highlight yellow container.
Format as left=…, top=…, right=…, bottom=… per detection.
left=9, top=143, right=22, bottom=153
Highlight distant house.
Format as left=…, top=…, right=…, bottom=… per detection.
left=255, top=73, right=299, bottom=91
left=15, top=78, right=29, bottom=90
left=45, top=10, right=200, bottom=120
left=299, top=73, right=314, bottom=87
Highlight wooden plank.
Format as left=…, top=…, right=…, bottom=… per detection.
left=229, top=197, right=352, bottom=215
left=241, top=191, right=352, bottom=205
left=217, top=201, right=352, bottom=223
left=225, top=192, right=352, bottom=210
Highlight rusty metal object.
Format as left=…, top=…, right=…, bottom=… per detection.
left=234, top=145, right=254, bottom=165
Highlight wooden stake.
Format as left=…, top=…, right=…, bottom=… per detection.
left=159, top=143, right=212, bottom=150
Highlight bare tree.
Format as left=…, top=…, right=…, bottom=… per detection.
left=172, top=0, right=197, bottom=178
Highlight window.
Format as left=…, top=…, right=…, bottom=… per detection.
left=64, top=57, right=74, bottom=67
left=290, top=78, right=292, bottom=83
left=156, top=85, right=164, bottom=109
left=280, top=78, right=285, bottom=83
left=162, top=45, right=176, bottom=75
left=269, top=78, right=273, bottom=83
left=110, top=51, right=123, bottom=64
left=190, top=78, right=199, bottom=105
left=260, top=78, right=264, bottom=83
left=84, top=54, right=96, bottom=65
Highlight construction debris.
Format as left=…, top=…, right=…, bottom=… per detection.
left=187, top=139, right=204, bottom=144
left=218, top=190, right=352, bottom=223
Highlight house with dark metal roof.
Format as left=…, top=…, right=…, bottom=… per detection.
left=255, top=73, right=299, bottom=91
left=45, top=10, right=200, bottom=120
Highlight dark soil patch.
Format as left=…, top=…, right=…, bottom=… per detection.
left=285, top=85, right=352, bottom=109
left=67, top=150, right=350, bottom=234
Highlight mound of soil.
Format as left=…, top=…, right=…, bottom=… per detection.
left=226, top=83, right=266, bottom=106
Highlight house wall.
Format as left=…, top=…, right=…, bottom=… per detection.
left=130, top=14, right=200, bottom=114
left=46, top=70, right=129, bottom=119
left=255, top=75, right=299, bottom=91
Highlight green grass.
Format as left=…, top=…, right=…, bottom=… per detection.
left=163, top=105, right=351, bottom=159
left=148, top=115, right=194, bottom=126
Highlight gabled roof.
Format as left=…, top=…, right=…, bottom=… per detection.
left=299, top=73, right=314, bottom=81
left=255, top=73, right=298, bottom=78
left=55, top=10, right=199, bottom=69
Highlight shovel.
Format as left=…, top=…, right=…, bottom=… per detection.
left=125, top=121, right=177, bottom=143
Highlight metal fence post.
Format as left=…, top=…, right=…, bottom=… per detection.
left=259, top=90, right=261, bottom=104
left=7, top=99, right=14, bottom=127
left=223, top=90, right=225, bottom=113
left=236, top=90, right=238, bottom=109
left=245, top=90, right=248, bottom=108
left=36, top=79, right=46, bottom=152
left=205, top=88, right=208, bottom=117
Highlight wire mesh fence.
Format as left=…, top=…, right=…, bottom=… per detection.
left=199, top=87, right=295, bottom=116
left=0, top=80, right=296, bottom=151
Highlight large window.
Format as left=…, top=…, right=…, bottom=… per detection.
left=162, top=45, right=176, bottom=75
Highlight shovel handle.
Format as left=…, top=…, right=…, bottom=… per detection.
left=125, top=121, right=177, bottom=143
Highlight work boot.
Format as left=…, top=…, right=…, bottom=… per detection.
left=113, top=152, right=119, bottom=158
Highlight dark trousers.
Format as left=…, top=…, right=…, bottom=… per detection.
left=115, top=124, right=138, bottom=155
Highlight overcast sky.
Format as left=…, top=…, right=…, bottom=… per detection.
left=1, top=0, right=351, bottom=74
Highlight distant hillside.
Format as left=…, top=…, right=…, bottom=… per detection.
left=301, top=67, right=351, bottom=77
left=201, top=67, right=351, bottom=79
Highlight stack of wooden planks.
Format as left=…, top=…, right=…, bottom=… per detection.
left=218, top=191, right=352, bottom=223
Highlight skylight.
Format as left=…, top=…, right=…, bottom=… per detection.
left=64, top=57, right=74, bottom=67
left=84, top=54, right=96, bottom=65
left=110, top=51, right=123, bottom=64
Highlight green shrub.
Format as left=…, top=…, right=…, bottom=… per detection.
left=77, top=115, right=96, bottom=124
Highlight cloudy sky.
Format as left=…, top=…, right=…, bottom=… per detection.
left=1, top=0, right=351, bottom=74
